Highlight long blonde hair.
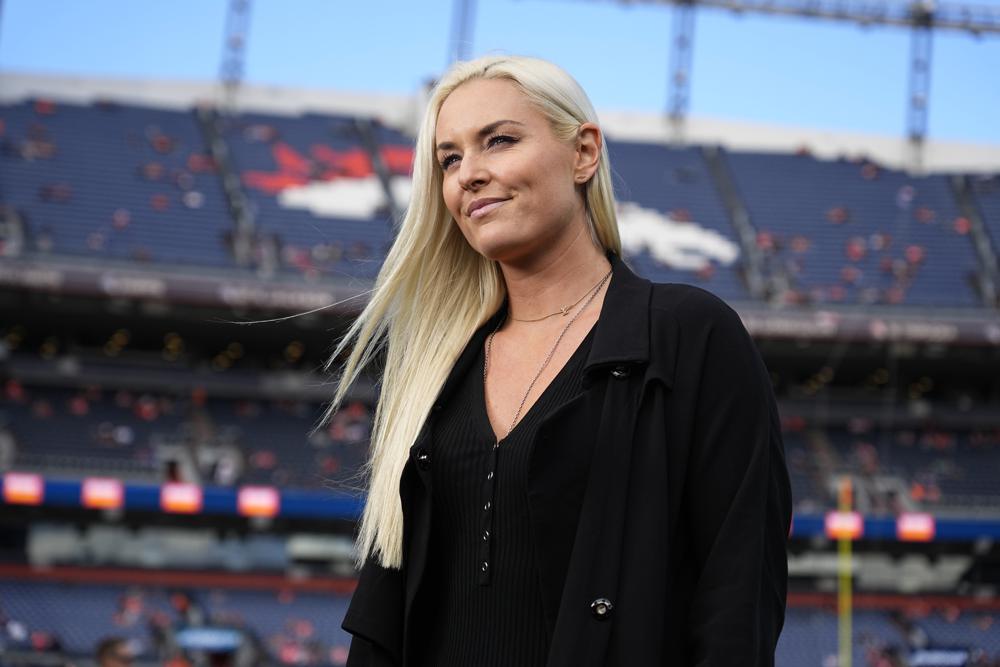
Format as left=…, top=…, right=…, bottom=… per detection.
left=324, top=55, right=622, bottom=568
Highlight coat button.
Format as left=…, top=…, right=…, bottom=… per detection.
left=590, top=597, right=613, bottom=620
left=415, top=448, right=430, bottom=470
left=610, top=365, right=629, bottom=379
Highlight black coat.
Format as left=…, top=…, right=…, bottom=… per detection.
left=343, top=253, right=792, bottom=666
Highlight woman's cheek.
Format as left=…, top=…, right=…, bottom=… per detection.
left=443, top=183, right=461, bottom=222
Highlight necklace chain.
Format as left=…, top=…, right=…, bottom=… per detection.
left=484, top=267, right=612, bottom=442
left=508, top=271, right=611, bottom=322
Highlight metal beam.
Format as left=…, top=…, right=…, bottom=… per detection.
left=609, top=0, right=1000, bottom=35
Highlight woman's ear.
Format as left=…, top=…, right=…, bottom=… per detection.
left=573, top=122, right=602, bottom=184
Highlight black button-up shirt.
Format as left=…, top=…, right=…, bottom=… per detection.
left=409, top=325, right=595, bottom=666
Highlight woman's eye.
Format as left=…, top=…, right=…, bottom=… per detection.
left=488, top=134, right=516, bottom=148
left=440, top=154, right=459, bottom=170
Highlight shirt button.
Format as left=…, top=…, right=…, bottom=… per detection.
left=486, top=471, right=494, bottom=480
left=481, top=561, right=489, bottom=572
left=482, top=529, right=490, bottom=541
left=610, top=365, right=630, bottom=379
left=590, top=597, right=614, bottom=620
left=483, top=501, right=491, bottom=511
left=415, top=448, right=430, bottom=470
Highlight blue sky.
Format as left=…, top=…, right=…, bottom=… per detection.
left=1, top=0, right=998, bottom=144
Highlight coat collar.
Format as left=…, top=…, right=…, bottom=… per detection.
left=583, top=251, right=651, bottom=376
left=431, top=251, right=652, bottom=412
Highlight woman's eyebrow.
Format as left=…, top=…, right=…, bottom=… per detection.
left=436, top=119, right=525, bottom=151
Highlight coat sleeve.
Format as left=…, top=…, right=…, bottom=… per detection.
left=345, top=635, right=397, bottom=667
left=679, top=290, right=792, bottom=666
left=342, top=558, right=405, bottom=666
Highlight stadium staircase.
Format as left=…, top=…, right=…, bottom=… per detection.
left=353, top=117, right=402, bottom=226
left=952, top=174, right=1000, bottom=307
left=196, top=107, right=256, bottom=269
left=700, top=144, right=783, bottom=301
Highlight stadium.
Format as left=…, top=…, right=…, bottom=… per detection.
left=1, top=1, right=999, bottom=665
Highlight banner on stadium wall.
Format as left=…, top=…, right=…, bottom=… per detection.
left=82, top=477, right=124, bottom=510
left=0, top=260, right=354, bottom=314
left=4, top=475, right=1000, bottom=543
left=898, top=512, right=936, bottom=542
left=237, top=486, right=280, bottom=518
left=1, top=258, right=998, bottom=345
left=175, top=627, right=244, bottom=652
left=909, top=647, right=970, bottom=666
left=161, top=482, right=203, bottom=514
left=2, top=472, right=44, bottom=505
left=825, top=510, right=864, bottom=540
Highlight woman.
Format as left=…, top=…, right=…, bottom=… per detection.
left=325, top=55, right=792, bottom=666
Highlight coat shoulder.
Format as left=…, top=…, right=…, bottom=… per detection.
left=634, top=282, right=753, bottom=389
left=647, top=282, right=746, bottom=334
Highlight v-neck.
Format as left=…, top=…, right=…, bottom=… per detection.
left=478, top=323, right=596, bottom=445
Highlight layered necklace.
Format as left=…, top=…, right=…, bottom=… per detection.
left=484, top=266, right=612, bottom=442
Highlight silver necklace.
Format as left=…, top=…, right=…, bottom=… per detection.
left=484, top=267, right=612, bottom=442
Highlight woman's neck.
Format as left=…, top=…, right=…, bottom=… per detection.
left=499, top=225, right=612, bottom=323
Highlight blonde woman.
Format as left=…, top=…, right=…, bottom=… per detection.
left=328, top=55, right=792, bottom=667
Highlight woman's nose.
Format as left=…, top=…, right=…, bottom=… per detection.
left=458, top=154, right=489, bottom=191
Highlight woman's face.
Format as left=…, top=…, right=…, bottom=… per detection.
left=434, top=78, right=599, bottom=265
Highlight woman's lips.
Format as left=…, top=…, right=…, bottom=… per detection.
left=469, top=199, right=508, bottom=220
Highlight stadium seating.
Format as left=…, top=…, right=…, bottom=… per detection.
left=724, top=150, right=984, bottom=307
left=3, top=98, right=997, bottom=309
left=777, top=607, right=899, bottom=666
left=829, top=427, right=1000, bottom=513
left=221, top=112, right=405, bottom=280
left=4, top=578, right=998, bottom=666
left=777, top=606, right=1000, bottom=665
left=0, top=380, right=369, bottom=490
left=0, top=578, right=353, bottom=663
left=782, top=429, right=830, bottom=515
left=606, top=140, right=751, bottom=302
left=971, top=173, right=1000, bottom=254
left=9, top=369, right=1000, bottom=519
left=0, top=99, right=233, bottom=266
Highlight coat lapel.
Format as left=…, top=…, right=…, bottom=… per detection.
left=527, top=388, right=602, bottom=637
left=536, top=254, right=654, bottom=666
left=581, top=253, right=651, bottom=380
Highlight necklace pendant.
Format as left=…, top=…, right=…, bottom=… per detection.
left=560, top=306, right=568, bottom=316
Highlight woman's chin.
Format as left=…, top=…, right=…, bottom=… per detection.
left=464, top=225, right=529, bottom=262
left=469, top=236, right=535, bottom=264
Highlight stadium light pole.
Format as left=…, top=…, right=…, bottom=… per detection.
left=448, top=0, right=477, bottom=65
left=906, top=0, right=934, bottom=172
left=667, top=0, right=696, bottom=143
left=220, top=0, right=253, bottom=114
